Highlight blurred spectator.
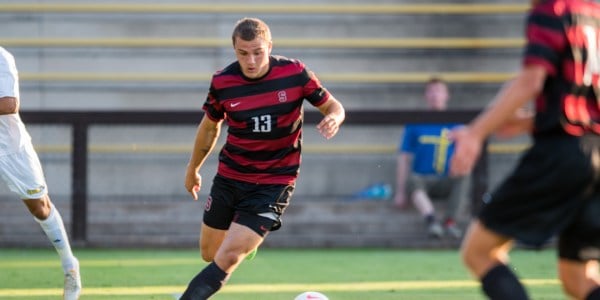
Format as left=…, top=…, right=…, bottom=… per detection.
left=394, top=78, right=469, bottom=239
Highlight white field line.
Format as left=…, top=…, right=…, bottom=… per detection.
left=0, top=279, right=559, bottom=296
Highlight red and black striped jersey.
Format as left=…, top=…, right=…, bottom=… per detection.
left=203, top=55, right=331, bottom=185
left=525, top=0, right=600, bottom=136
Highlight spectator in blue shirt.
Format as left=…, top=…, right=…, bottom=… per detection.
left=394, top=78, right=469, bottom=239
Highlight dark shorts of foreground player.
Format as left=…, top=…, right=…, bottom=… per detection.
left=480, top=134, right=600, bottom=261
left=203, top=175, right=294, bottom=236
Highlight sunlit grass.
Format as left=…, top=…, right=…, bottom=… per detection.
left=0, top=248, right=561, bottom=300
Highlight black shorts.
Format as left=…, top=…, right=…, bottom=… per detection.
left=479, top=134, right=600, bottom=261
left=203, top=175, right=294, bottom=237
left=559, top=193, right=600, bottom=261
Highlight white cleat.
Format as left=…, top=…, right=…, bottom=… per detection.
left=63, top=258, right=81, bottom=300
left=445, top=223, right=463, bottom=240
left=427, top=222, right=444, bottom=239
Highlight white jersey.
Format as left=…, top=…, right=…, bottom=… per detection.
left=0, top=47, right=31, bottom=156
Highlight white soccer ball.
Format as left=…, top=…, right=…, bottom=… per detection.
left=294, top=291, right=329, bottom=300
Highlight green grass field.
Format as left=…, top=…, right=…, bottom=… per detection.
left=0, top=248, right=561, bottom=300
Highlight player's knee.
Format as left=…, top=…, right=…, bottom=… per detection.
left=559, top=270, right=590, bottom=299
left=559, top=278, right=586, bottom=299
left=24, top=198, right=51, bottom=220
left=200, top=250, right=215, bottom=262
left=216, top=249, right=243, bottom=269
left=199, top=244, right=215, bottom=262
left=460, top=245, right=476, bottom=270
left=559, top=278, right=577, bottom=299
left=460, top=241, right=490, bottom=275
left=460, top=236, right=475, bottom=266
left=558, top=260, right=599, bottom=299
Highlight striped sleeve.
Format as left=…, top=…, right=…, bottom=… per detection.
left=202, top=81, right=225, bottom=121
left=301, top=65, right=331, bottom=107
left=523, top=5, right=567, bottom=76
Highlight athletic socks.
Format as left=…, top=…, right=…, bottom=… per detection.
left=586, top=286, right=600, bottom=300
left=481, top=264, right=529, bottom=300
left=34, top=203, right=77, bottom=273
left=180, top=262, right=229, bottom=300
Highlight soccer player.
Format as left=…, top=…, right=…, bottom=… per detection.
left=0, top=46, right=82, bottom=300
left=394, top=78, right=469, bottom=239
left=180, top=17, right=345, bottom=299
left=450, top=0, right=600, bottom=299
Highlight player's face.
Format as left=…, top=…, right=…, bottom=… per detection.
left=424, top=82, right=449, bottom=111
left=234, top=36, right=272, bottom=79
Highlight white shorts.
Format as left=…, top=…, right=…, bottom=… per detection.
left=0, top=143, right=48, bottom=199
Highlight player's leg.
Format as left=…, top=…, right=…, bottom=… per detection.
left=214, top=221, right=266, bottom=272
left=461, top=220, right=529, bottom=299
left=197, top=221, right=255, bottom=262
left=24, top=196, right=81, bottom=300
left=198, top=223, right=227, bottom=262
left=557, top=190, right=600, bottom=300
left=181, top=219, right=270, bottom=300
left=558, top=259, right=600, bottom=299
left=197, top=176, right=237, bottom=262
left=25, top=196, right=81, bottom=300
left=0, top=144, right=81, bottom=299
left=181, top=180, right=234, bottom=299
left=23, top=195, right=78, bottom=270
left=181, top=176, right=284, bottom=299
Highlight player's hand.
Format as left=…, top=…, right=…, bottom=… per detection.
left=185, top=167, right=202, bottom=201
left=449, top=127, right=483, bottom=176
left=317, top=115, right=340, bottom=139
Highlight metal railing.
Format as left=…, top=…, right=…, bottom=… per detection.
left=20, top=109, right=486, bottom=243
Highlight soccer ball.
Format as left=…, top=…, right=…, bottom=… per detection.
left=294, top=291, right=329, bottom=300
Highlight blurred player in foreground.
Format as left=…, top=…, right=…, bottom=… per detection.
left=0, top=47, right=81, bottom=300
left=180, top=17, right=345, bottom=299
left=450, top=0, right=600, bottom=299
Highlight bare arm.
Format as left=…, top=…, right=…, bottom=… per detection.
left=184, top=115, right=222, bottom=200
left=466, top=65, right=544, bottom=141
left=494, top=108, right=535, bottom=139
left=316, top=96, right=345, bottom=139
left=450, top=65, right=546, bottom=176
left=0, top=96, right=18, bottom=115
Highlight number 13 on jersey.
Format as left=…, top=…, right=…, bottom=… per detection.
left=251, top=115, right=272, bottom=133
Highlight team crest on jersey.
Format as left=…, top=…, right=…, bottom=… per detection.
left=277, top=91, right=287, bottom=102
left=205, top=196, right=212, bottom=211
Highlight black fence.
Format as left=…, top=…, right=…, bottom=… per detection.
left=20, top=109, right=486, bottom=244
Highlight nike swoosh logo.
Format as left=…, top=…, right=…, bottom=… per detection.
left=230, top=102, right=241, bottom=107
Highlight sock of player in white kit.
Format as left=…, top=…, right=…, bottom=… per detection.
left=34, top=203, right=78, bottom=273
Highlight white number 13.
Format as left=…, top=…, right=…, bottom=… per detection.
left=252, top=115, right=272, bottom=132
